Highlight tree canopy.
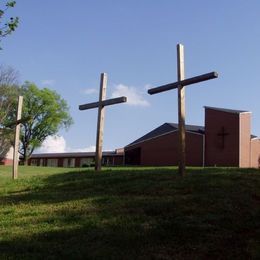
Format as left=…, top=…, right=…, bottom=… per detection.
left=0, top=65, right=19, bottom=159
left=0, top=1, right=19, bottom=47
left=6, top=82, right=73, bottom=163
left=0, top=65, right=19, bottom=124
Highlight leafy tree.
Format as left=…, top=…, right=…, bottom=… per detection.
left=7, top=82, right=73, bottom=164
left=0, top=65, right=19, bottom=159
left=0, top=65, right=19, bottom=124
left=0, top=1, right=19, bottom=47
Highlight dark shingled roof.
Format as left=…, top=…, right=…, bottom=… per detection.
left=204, top=106, right=250, bottom=114
left=125, top=123, right=204, bottom=148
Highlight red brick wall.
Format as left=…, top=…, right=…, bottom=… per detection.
left=205, top=108, right=240, bottom=166
left=250, top=139, right=260, bottom=168
left=58, top=158, right=63, bottom=167
left=1, top=158, right=13, bottom=166
left=75, top=158, right=81, bottom=167
left=239, top=113, right=251, bottom=167
left=113, top=156, right=124, bottom=165
left=125, top=131, right=204, bottom=166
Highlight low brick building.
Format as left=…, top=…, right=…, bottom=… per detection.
left=125, top=123, right=205, bottom=166
left=0, top=147, right=13, bottom=166
left=125, top=106, right=260, bottom=168
left=28, top=149, right=124, bottom=167
left=0, top=130, right=13, bottom=165
left=27, top=106, right=260, bottom=168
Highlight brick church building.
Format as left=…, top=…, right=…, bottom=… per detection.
left=124, top=106, right=260, bottom=168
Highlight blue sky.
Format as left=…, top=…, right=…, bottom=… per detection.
left=1, top=0, right=260, bottom=152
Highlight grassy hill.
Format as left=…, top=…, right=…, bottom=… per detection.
left=0, top=166, right=259, bottom=259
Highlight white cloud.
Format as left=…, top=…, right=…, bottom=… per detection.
left=41, top=79, right=55, bottom=86
left=37, top=135, right=96, bottom=153
left=83, top=88, right=98, bottom=95
left=111, top=84, right=150, bottom=107
left=37, top=135, right=66, bottom=153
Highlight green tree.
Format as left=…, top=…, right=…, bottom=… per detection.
left=0, top=65, right=19, bottom=159
left=15, top=82, right=73, bottom=164
left=0, top=1, right=19, bottom=47
left=0, top=65, right=19, bottom=124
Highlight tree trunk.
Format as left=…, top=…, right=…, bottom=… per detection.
left=24, top=158, right=28, bottom=166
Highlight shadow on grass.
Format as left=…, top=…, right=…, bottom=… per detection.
left=0, top=167, right=259, bottom=259
left=2, top=167, right=259, bottom=205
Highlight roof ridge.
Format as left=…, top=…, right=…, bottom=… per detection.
left=167, top=122, right=204, bottom=128
left=204, top=106, right=250, bottom=114
left=125, top=122, right=205, bottom=148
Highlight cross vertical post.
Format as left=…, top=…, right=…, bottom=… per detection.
left=177, top=44, right=186, bottom=176
left=12, top=96, right=23, bottom=180
left=79, top=73, right=127, bottom=172
left=147, top=44, right=218, bottom=176
left=95, top=73, right=107, bottom=171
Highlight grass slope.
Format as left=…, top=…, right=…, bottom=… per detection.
left=0, top=166, right=259, bottom=259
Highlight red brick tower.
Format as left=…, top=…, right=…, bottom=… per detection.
left=204, top=106, right=251, bottom=167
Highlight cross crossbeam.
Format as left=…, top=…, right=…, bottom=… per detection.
left=79, top=96, right=127, bottom=110
left=5, top=116, right=31, bottom=128
left=148, top=72, right=218, bottom=95
left=147, top=44, right=218, bottom=176
left=79, top=73, right=127, bottom=171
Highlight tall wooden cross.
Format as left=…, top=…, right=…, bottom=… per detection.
left=148, top=44, right=218, bottom=176
left=5, top=96, right=31, bottom=179
left=79, top=73, right=127, bottom=171
left=12, top=96, right=23, bottom=179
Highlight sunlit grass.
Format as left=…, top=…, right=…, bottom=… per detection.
left=0, top=166, right=259, bottom=259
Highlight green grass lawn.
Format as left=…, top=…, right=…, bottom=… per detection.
left=0, top=166, right=259, bottom=259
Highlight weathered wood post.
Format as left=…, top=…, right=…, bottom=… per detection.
left=12, top=96, right=23, bottom=180
left=177, top=44, right=186, bottom=176
left=79, top=73, right=127, bottom=171
left=148, top=44, right=218, bottom=176
left=95, top=73, right=107, bottom=171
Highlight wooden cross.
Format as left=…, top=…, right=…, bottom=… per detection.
left=5, top=97, right=31, bottom=179
left=148, top=44, right=218, bottom=176
left=79, top=73, right=127, bottom=171
left=12, top=96, right=23, bottom=179
left=217, top=127, right=229, bottom=149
